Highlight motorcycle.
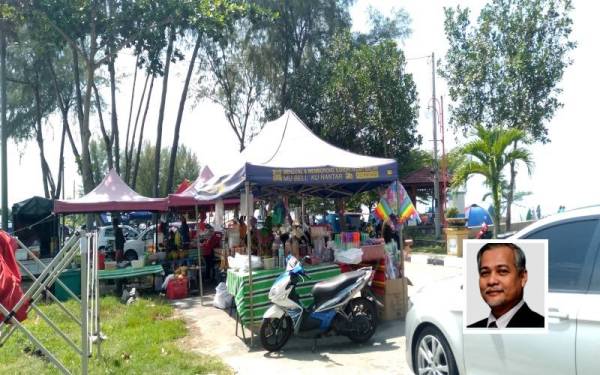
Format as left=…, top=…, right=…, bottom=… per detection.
left=259, top=255, right=380, bottom=352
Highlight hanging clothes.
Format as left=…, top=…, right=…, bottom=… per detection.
left=0, top=230, right=29, bottom=322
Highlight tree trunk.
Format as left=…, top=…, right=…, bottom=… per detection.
left=32, top=79, right=52, bottom=198
left=92, top=82, right=114, bottom=170
left=80, top=7, right=98, bottom=195
left=55, top=121, right=67, bottom=199
left=124, top=56, right=140, bottom=183
left=49, top=62, right=82, bottom=174
left=108, top=51, right=120, bottom=173
left=132, top=75, right=155, bottom=190
left=71, top=45, right=85, bottom=130
left=107, top=0, right=120, bottom=174
left=492, top=180, right=501, bottom=239
left=127, top=72, right=149, bottom=184
left=505, top=141, right=518, bottom=232
left=152, top=27, right=175, bottom=197
left=166, top=34, right=201, bottom=194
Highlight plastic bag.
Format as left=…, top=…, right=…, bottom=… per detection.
left=227, top=254, right=262, bottom=272
left=213, top=282, right=233, bottom=309
left=334, top=247, right=363, bottom=264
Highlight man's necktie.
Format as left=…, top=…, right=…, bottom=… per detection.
left=488, top=321, right=498, bottom=328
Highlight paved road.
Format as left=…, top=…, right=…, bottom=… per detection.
left=174, top=257, right=462, bottom=375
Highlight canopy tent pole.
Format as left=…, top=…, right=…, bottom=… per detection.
left=301, top=196, right=305, bottom=227
left=245, top=180, right=253, bottom=347
left=196, top=205, right=205, bottom=302
left=395, top=181, right=404, bottom=274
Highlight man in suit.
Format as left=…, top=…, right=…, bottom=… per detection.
left=468, top=242, right=544, bottom=328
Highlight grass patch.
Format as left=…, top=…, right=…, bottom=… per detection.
left=0, top=296, right=232, bottom=374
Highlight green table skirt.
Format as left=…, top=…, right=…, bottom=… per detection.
left=226, top=263, right=341, bottom=325
left=98, top=264, right=164, bottom=280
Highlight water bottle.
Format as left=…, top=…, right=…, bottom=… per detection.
left=278, top=243, right=285, bottom=269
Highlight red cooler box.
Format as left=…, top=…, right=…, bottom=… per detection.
left=166, top=277, right=188, bottom=300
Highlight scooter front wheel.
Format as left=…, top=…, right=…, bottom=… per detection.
left=259, top=316, right=293, bottom=352
left=345, top=297, right=377, bottom=343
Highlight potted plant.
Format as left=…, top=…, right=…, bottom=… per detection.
left=445, top=207, right=467, bottom=227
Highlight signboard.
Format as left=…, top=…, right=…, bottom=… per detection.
left=252, top=165, right=397, bottom=184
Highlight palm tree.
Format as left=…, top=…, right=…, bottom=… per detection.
left=453, top=125, right=533, bottom=237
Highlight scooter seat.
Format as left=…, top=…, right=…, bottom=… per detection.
left=311, top=270, right=364, bottom=308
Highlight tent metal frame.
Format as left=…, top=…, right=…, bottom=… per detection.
left=0, top=231, right=101, bottom=375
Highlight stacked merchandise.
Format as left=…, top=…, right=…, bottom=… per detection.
left=332, top=232, right=366, bottom=250
left=309, top=225, right=331, bottom=263
left=333, top=232, right=388, bottom=296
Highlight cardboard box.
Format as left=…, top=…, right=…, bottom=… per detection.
left=377, top=278, right=408, bottom=321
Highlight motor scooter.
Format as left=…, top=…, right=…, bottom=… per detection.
left=259, top=255, right=380, bottom=352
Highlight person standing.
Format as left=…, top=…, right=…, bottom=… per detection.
left=113, top=216, right=125, bottom=261
left=179, top=217, right=190, bottom=248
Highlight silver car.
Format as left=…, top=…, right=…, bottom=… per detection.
left=406, top=206, right=600, bottom=375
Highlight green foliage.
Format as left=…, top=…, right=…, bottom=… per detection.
left=252, top=0, right=353, bottom=117
left=89, top=138, right=108, bottom=184
left=135, top=142, right=200, bottom=197
left=453, top=124, right=533, bottom=237
left=357, top=6, right=412, bottom=45
left=446, top=207, right=459, bottom=218
left=439, top=0, right=575, bottom=141
left=0, top=296, right=231, bottom=374
left=320, top=35, right=421, bottom=165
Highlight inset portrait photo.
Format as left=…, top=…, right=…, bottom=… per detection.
left=463, top=240, right=548, bottom=334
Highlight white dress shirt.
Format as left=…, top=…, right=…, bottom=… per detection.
left=487, top=299, right=525, bottom=328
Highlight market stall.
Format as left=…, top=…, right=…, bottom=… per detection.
left=193, top=110, right=410, bottom=344
left=166, top=166, right=240, bottom=301
left=53, top=169, right=169, bottom=294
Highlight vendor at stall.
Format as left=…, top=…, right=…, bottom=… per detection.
left=382, top=214, right=400, bottom=245
left=113, top=216, right=125, bottom=261
left=179, top=217, right=190, bottom=248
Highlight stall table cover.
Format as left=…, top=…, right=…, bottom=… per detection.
left=226, top=263, right=341, bottom=326
left=98, top=264, right=164, bottom=280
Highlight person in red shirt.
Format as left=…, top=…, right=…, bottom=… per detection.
left=201, top=229, right=222, bottom=282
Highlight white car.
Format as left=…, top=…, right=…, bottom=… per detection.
left=123, top=221, right=205, bottom=260
left=406, top=206, right=600, bottom=375
left=97, top=225, right=139, bottom=252
left=123, top=225, right=159, bottom=261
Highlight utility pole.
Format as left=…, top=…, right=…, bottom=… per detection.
left=431, top=53, right=442, bottom=239
left=1, top=32, right=8, bottom=231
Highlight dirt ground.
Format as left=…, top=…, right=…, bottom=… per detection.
left=173, top=256, right=462, bottom=375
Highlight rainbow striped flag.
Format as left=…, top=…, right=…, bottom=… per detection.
left=374, top=198, right=393, bottom=221
left=385, top=181, right=420, bottom=224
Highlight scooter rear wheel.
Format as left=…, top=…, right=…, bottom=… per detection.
left=260, top=316, right=293, bottom=352
left=345, top=297, right=377, bottom=343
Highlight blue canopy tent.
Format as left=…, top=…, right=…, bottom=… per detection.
left=465, top=204, right=493, bottom=227
left=193, top=110, right=398, bottom=201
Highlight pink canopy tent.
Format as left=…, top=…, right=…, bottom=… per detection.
left=168, top=166, right=239, bottom=208
left=54, top=169, right=168, bottom=213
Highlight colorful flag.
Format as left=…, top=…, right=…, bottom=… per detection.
left=384, top=181, right=420, bottom=224
left=374, top=198, right=393, bottom=221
